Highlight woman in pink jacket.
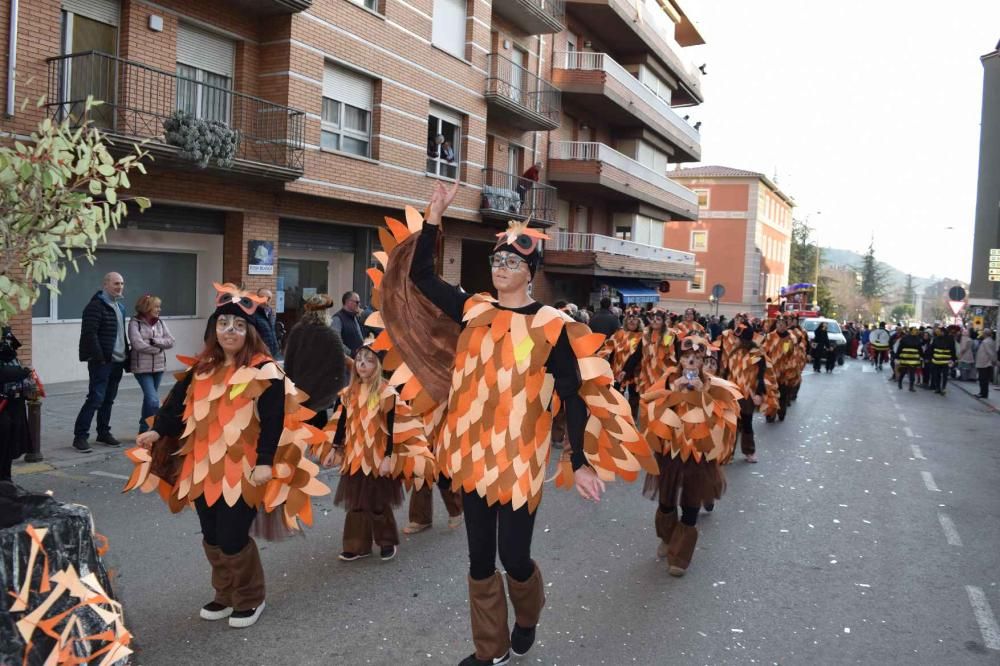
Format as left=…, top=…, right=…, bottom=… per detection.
left=128, top=295, right=175, bottom=433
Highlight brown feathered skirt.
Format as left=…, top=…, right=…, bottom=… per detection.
left=334, top=470, right=403, bottom=513
left=642, top=452, right=726, bottom=508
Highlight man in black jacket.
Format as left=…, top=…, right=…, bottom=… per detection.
left=73, top=272, right=129, bottom=452
left=589, top=297, right=621, bottom=339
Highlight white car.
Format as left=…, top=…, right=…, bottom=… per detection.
left=801, top=318, right=847, bottom=357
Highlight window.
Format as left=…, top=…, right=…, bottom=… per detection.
left=638, top=65, right=672, bottom=104
left=61, top=1, right=119, bottom=129
left=432, top=0, right=466, bottom=59
left=637, top=140, right=667, bottom=175
left=690, top=230, right=708, bottom=252
left=427, top=104, right=461, bottom=179
left=348, top=0, right=378, bottom=10
left=176, top=24, right=234, bottom=123
left=615, top=225, right=632, bottom=241
left=629, top=214, right=663, bottom=246
left=694, top=189, right=709, bottom=208
left=33, top=249, right=198, bottom=321
left=322, top=63, right=374, bottom=158
left=689, top=269, right=706, bottom=293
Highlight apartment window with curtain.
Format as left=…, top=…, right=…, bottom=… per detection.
left=427, top=104, right=462, bottom=179
left=689, top=269, right=706, bottom=293
left=690, top=230, right=708, bottom=252
left=432, top=0, right=466, bottom=59
left=322, top=63, right=374, bottom=158
left=176, top=23, right=235, bottom=124
left=694, top=189, right=709, bottom=208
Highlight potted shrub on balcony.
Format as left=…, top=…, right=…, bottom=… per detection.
left=162, top=110, right=239, bottom=169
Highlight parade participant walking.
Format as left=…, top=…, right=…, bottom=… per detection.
left=602, top=312, right=644, bottom=418
left=975, top=329, right=997, bottom=399
left=320, top=342, right=435, bottom=562
left=727, top=325, right=774, bottom=463
left=675, top=308, right=705, bottom=336
left=404, top=405, right=464, bottom=535
left=718, top=313, right=746, bottom=379
left=895, top=326, right=923, bottom=392
left=786, top=315, right=809, bottom=402
left=373, top=181, right=655, bottom=666
left=762, top=318, right=797, bottom=421
left=920, top=329, right=934, bottom=388
left=0, top=327, right=36, bottom=481
left=929, top=326, right=958, bottom=395
left=869, top=323, right=891, bottom=371
left=125, top=283, right=331, bottom=629
left=625, top=309, right=679, bottom=400
left=641, top=334, right=740, bottom=576
left=73, top=272, right=129, bottom=453
left=811, top=322, right=835, bottom=373
left=282, top=294, right=347, bottom=429
left=128, top=294, right=174, bottom=434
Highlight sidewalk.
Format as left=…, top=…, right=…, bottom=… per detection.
left=12, top=375, right=177, bottom=476
left=948, top=375, right=1000, bottom=413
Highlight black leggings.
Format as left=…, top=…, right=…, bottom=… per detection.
left=463, top=491, right=536, bottom=582
left=195, top=496, right=258, bottom=555
left=898, top=366, right=917, bottom=388
left=660, top=504, right=700, bottom=527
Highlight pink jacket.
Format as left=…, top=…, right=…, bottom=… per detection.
left=128, top=317, right=175, bottom=374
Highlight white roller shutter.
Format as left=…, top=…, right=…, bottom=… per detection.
left=323, top=63, right=373, bottom=110
left=430, top=102, right=460, bottom=127
left=432, top=0, right=466, bottom=59
left=62, top=0, right=120, bottom=26
left=177, top=23, right=235, bottom=78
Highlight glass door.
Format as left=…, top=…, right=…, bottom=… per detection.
left=277, top=258, right=329, bottom=330
left=63, top=12, right=118, bottom=129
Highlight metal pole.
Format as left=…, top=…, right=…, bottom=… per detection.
left=5, top=0, right=19, bottom=117
left=25, top=399, right=43, bottom=462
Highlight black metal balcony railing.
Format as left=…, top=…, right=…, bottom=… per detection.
left=480, top=168, right=557, bottom=225
left=45, top=51, right=305, bottom=173
left=485, top=53, right=560, bottom=127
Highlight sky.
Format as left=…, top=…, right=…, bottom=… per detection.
left=681, top=0, right=1000, bottom=281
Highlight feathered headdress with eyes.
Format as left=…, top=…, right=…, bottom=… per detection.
left=492, top=219, right=549, bottom=277
left=678, top=333, right=716, bottom=356
left=212, top=282, right=266, bottom=322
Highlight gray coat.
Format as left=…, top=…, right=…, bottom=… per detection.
left=975, top=336, right=997, bottom=369
left=128, top=317, right=175, bottom=374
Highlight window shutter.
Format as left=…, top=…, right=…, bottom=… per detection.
left=177, top=23, right=235, bottom=78
left=62, top=0, right=119, bottom=26
left=432, top=0, right=466, bottom=59
left=430, top=103, right=461, bottom=127
left=324, top=63, right=373, bottom=110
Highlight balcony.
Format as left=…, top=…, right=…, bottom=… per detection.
left=544, top=231, right=695, bottom=280
left=491, top=0, right=565, bottom=34
left=552, top=51, right=699, bottom=162
left=222, top=0, right=312, bottom=15
left=480, top=168, right=557, bottom=226
left=547, top=141, right=698, bottom=220
left=563, top=0, right=702, bottom=105
left=485, top=54, right=561, bottom=132
left=45, top=51, right=305, bottom=181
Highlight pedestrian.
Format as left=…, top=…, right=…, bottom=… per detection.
left=73, top=272, right=130, bottom=453
left=708, top=315, right=722, bottom=342
left=958, top=329, right=975, bottom=381
left=895, top=326, right=923, bottom=392
left=332, top=291, right=366, bottom=358
left=320, top=342, right=435, bottom=562
left=929, top=326, right=958, bottom=395
left=253, top=289, right=280, bottom=357
left=811, top=322, right=833, bottom=373
left=589, top=297, right=621, bottom=339
left=515, top=161, right=542, bottom=211
left=641, top=334, right=740, bottom=576
left=870, top=322, right=890, bottom=371
left=727, top=324, right=773, bottom=463
left=920, top=329, right=934, bottom=388
left=388, top=182, right=656, bottom=665
left=974, top=329, right=996, bottom=399
left=128, top=294, right=175, bottom=434
left=127, top=282, right=332, bottom=629
left=860, top=325, right=871, bottom=361
left=0, top=327, right=36, bottom=481
left=282, top=293, right=347, bottom=428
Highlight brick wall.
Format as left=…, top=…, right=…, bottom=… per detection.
left=223, top=211, right=279, bottom=293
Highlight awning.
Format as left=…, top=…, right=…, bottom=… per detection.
left=601, top=278, right=660, bottom=305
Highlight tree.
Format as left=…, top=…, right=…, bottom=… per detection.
left=890, top=303, right=915, bottom=322
left=789, top=218, right=819, bottom=285
left=857, top=240, right=889, bottom=300
left=0, top=97, right=151, bottom=324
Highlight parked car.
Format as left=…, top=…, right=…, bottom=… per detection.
left=801, top=317, right=847, bottom=362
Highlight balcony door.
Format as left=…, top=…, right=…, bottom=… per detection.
left=61, top=0, right=120, bottom=129
left=176, top=23, right=235, bottom=124
left=509, top=47, right=526, bottom=105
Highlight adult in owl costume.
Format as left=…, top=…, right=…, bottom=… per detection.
left=370, top=182, right=656, bottom=666
left=125, top=283, right=330, bottom=629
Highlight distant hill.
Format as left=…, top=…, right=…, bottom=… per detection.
left=819, top=247, right=948, bottom=294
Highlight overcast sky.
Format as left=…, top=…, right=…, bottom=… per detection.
left=681, top=0, right=1000, bottom=281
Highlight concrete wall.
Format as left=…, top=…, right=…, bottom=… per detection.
left=970, top=49, right=1000, bottom=303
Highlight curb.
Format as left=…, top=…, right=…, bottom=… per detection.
left=950, top=379, right=1000, bottom=414
left=12, top=449, right=125, bottom=477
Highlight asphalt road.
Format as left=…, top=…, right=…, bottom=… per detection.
left=15, top=358, right=1000, bottom=665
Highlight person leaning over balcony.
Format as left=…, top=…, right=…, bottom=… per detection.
left=515, top=161, right=542, bottom=210
left=73, top=272, right=130, bottom=453
left=128, top=294, right=175, bottom=434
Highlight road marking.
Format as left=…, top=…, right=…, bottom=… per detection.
left=90, top=471, right=130, bottom=481
left=910, top=444, right=926, bottom=460
left=938, top=513, right=963, bottom=546
left=921, top=471, right=941, bottom=492
left=898, top=413, right=907, bottom=422
left=966, top=586, right=1000, bottom=650
left=904, top=426, right=914, bottom=438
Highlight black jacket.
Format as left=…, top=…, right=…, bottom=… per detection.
left=78, top=292, right=129, bottom=364
left=252, top=310, right=279, bottom=356
left=589, top=308, right=621, bottom=339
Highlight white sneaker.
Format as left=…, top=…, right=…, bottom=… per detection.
left=228, top=601, right=265, bottom=628
left=199, top=601, right=232, bottom=621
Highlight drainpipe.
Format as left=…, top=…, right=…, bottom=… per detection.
left=5, top=0, right=18, bottom=117
left=533, top=33, right=543, bottom=163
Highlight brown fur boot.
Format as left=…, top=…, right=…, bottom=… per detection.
left=468, top=572, right=511, bottom=661
left=202, top=541, right=233, bottom=608
left=223, top=539, right=266, bottom=612
left=667, top=523, right=699, bottom=577
left=506, top=562, right=545, bottom=656
left=655, top=509, right=677, bottom=559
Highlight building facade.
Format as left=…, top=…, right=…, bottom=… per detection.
left=661, top=166, right=794, bottom=318
left=969, top=40, right=1000, bottom=313
left=1, top=0, right=703, bottom=382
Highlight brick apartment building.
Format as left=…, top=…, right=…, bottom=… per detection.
left=661, top=166, right=795, bottom=318
left=1, top=0, right=704, bottom=382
